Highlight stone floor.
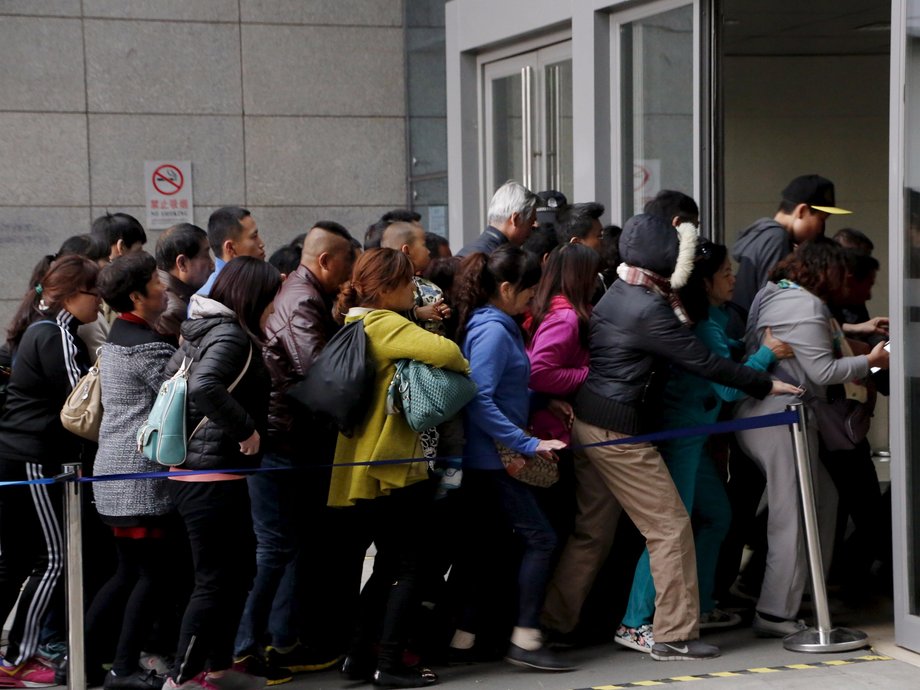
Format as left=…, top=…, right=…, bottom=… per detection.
left=284, top=591, right=920, bottom=690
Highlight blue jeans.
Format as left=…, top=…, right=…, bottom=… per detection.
left=234, top=453, right=300, bottom=656
left=458, top=470, right=558, bottom=629
left=622, top=435, right=731, bottom=627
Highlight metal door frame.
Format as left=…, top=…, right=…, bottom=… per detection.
left=888, top=0, right=920, bottom=653
left=609, top=0, right=701, bottom=224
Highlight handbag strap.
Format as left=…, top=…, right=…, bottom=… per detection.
left=189, top=344, right=253, bottom=440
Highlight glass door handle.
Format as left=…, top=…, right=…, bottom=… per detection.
left=522, top=65, right=534, bottom=189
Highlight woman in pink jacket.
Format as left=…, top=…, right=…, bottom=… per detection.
left=526, top=243, right=599, bottom=443
left=525, top=244, right=599, bottom=544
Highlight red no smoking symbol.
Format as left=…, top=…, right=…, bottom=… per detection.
left=152, top=164, right=184, bottom=196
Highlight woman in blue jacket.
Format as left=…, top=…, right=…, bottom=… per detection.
left=616, top=241, right=795, bottom=653
left=449, top=246, right=571, bottom=673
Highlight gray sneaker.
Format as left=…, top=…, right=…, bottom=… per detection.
left=650, top=639, right=720, bottom=661
left=752, top=613, right=808, bottom=638
left=699, top=608, right=742, bottom=630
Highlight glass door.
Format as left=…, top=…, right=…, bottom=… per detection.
left=540, top=43, right=574, bottom=198
left=611, top=0, right=699, bottom=222
left=891, top=0, right=920, bottom=653
left=483, top=42, right=573, bottom=204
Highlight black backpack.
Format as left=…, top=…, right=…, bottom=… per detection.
left=0, top=352, right=10, bottom=415
left=285, top=319, right=375, bottom=437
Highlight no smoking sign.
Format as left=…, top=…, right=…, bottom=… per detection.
left=145, top=160, right=193, bottom=230
left=152, top=164, right=184, bottom=196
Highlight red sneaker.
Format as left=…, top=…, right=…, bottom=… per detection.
left=0, top=658, right=58, bottom=688
left=163, top=672, right=219, bottom=690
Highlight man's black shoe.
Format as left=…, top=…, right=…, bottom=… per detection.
left=372, top=665, right=437, bottom=688
left=340, top=655, right=375, bottom=681
left=504, top=643, right=577, bottom=672
left=103, top=669, right=165, bottom=690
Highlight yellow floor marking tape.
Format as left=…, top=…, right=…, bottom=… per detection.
left=572, top=651, right=894, bottom=690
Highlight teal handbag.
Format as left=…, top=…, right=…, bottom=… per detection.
left=137, top=357, right=193, bottom=466
left=387, top=359, right=477, bottom=432
left=138, top=346, right=252, bottom=466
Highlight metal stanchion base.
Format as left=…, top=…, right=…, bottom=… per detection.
left=782, top=627, right=869, bottom=653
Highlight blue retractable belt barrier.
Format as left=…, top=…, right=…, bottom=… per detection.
left=0, top=409, right=800, bottom=488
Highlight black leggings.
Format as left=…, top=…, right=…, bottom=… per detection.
left=169, top=480, right=255, bottom=683
left=350, top=480, right=433, bottom=671
left=85, top=535, right=170, bottom=676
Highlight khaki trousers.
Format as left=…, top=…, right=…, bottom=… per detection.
left=542, top=419, right=700, bottom=642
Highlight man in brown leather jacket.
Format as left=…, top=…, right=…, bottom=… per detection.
left=234, top=221, right=359, bottom=676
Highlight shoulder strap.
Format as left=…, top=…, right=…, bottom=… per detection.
left=227, top=344, right=253, bottom=394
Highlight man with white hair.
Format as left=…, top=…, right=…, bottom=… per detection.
left=457, top=180, right=539, bottom=257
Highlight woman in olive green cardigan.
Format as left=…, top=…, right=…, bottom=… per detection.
left=331, top=248, right=469, bottom=688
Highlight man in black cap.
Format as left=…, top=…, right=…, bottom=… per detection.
left=522, top=190, right=567, bottom=262
left=731, top=174, right=851, bottom=324
left=535, top=190, right=568, bottom=230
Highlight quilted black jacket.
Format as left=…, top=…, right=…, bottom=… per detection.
left=574, top=214, right=773, bottom=435
left=164, top=297, right=270, bottom=471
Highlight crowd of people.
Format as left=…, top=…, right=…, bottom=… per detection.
left=0, top=174, right=891, bottom=689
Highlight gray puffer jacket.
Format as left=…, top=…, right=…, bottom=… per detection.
left=163, top=296, right=270, bottom=470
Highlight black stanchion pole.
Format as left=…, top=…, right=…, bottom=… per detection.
left=61, top=463, right=86, bottom=690
left=783, top=403, right=869, bottom=653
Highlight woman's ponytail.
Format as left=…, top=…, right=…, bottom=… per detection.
left=334, top=282, right=359, bottom=324
left=453, top=252, right=493, bottom=344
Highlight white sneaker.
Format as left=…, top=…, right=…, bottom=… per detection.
left=752, top=612, right=807, bottom=638
left=613, top=624, right=654, bottom=653
left=140, top=653, right=172, bottom=676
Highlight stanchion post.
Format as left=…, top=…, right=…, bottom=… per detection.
left=61, top=463, right=86, bottom=690
left=782, top=403, right=868, bottom=653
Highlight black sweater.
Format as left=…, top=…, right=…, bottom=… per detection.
left=0, top=312, right=90, bottom=467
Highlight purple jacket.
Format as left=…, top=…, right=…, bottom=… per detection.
left=527, top=295, right=590, bottom=443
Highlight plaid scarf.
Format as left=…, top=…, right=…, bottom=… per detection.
left=617, top=263, right=691, bottom=326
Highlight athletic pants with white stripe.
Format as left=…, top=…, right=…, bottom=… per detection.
left=0, top=460, right=64, bottom=665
